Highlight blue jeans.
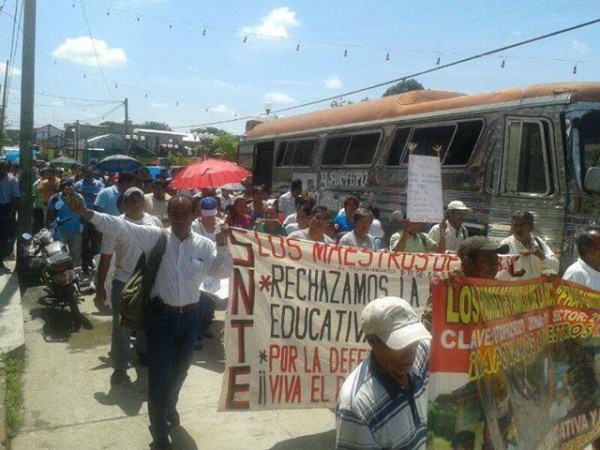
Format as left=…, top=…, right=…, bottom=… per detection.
left=145, top=301, right=199, bottom=441
left=110, top=280, right=147, bottom=371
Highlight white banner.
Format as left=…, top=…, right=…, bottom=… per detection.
left=218, top=229, right=461, bottom=411
left=407, top=154, right=443, bottom=223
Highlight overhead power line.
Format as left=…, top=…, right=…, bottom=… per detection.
left=176, top=16, right=600, bottom=130
left=79, top=0, right=114, bottom=99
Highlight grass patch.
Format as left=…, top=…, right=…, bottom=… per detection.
left=0, top=354, right=24, bottom=437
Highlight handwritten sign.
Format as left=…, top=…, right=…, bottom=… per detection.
left=407, top=154, right=443, bottom=223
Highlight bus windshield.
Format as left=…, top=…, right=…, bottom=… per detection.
left=580, top=111, right=600, bottom=173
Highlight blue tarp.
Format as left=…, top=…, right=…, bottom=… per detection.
left=3, top=150, right=39, bottom=162
left=148, top=166, right=171, bottom=179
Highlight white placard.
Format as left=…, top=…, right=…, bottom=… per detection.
left=407, top=153, right=443, bottom=223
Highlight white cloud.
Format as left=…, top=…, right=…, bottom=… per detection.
left=211, top=105, right=236, bottom=117
left=52, top=37, right=127, bottom=67
left=150, top=102, right=169, bottom=108
left=0, top=64, right=21, bottom=76
left=265, top=92, right=296, bottom=104
left=241, top=7, right=300, bottom=40
left=572, top=40, right=590, bottom=55
left=324, top=75, right=342, bottom=90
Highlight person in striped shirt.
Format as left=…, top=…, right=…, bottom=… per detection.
left=336, top=297, right=432, bottom=450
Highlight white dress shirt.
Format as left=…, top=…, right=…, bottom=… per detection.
left=497, top=234, right=559, bottom=280
left=563, top=258, right=600, bottom=291
left=428, top=220, right=467, bottom=252
left=278, top=191, right=296, bottom=219
left=91, top=212, right=230, bottom=307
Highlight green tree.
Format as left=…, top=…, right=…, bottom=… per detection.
left=211, top=133, right=238, bottom=161
left=141, top=121, right=171, bottom=131
left=330, top=98, right=354, bottom=108
left=382, top=78, right=424, bottom=97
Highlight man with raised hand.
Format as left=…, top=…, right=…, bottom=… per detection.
left=428, top=200, right=471, bottom=253
left=62, top=187, right=230, bottom=450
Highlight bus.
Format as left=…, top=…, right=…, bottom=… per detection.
left=240, top=82, right=600, bottom=271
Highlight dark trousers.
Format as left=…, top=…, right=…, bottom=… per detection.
left=197, top=292, right=216, bottom=344
left=81, top=222, right=98, bottom=270
left=145, top=301, right=199, bottom=440
left=33, top=208, right=45, bottom=235
left=0, top=204, right=16, bottom=261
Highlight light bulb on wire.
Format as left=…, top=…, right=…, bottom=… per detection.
left=573, top=64, right=578, bottom=75
left=436, top=56, right=441, bottom=65
left=344, top=48, right=348, bottom=58
left=386, top=52, right=390, bottom=62
left=501, top=59, right=506, bottom=69
left=243, top=35, right=248, bottom=44
left=296, top=43, right=300, bottom=52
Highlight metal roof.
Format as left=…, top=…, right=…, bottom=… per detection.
left=246, top=82, right=600, bottom=139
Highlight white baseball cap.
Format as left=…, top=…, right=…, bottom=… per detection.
left=362, top=297, right=431, bottom=350
left=447, top=200, right=472, bottom=211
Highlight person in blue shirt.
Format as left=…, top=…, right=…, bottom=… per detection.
left=94, top=172, right=137, bottom=216
left=75, top=166, right=104, bottom=273
left=333, top=194, right=360, bottom=236
left=47, top=178, right=86, bottom=268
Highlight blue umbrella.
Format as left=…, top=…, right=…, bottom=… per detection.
left=95, top=155, right=142, bottom=174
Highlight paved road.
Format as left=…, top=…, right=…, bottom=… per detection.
left=11, top=284, right=335, bottom=449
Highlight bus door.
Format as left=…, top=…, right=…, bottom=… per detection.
left=488, top=116, right=566, bottom=256
left=254, top=141, right=274, bottom=189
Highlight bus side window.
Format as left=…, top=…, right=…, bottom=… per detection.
left=401, top=125, right=455, bottom=164
left=386, top=128, right=410, bottom=166
left=502, top=119, right=554, bottom=196
left=277, top=139, right=317, bottom=167
left=322, top=132, right=381, bottom=166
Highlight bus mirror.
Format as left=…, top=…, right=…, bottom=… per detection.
left=584, top=167, right=600, bottom=193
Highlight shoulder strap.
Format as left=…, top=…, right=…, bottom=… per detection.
left=142, top=230, right=168, bottom=299
left=533, top=235, right=544, bottom=250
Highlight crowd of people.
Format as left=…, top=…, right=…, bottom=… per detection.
left=3, top=164, right=600, bottom=449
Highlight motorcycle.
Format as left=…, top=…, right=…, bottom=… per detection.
left=20, top=221, right=84, bottom=330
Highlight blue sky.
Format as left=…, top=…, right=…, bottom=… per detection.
left=1, top=0, right=599, bottom=134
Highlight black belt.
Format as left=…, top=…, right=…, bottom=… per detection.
left=150, top=297, right=198, bottom=314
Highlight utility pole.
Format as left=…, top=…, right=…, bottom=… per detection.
left=0, top=60, right=9, bottom=150
left=18, top=0, right=36, bottom=262
left=75, top=119, right=80, bottom=162
left=124, top=97, right=129, bottom=155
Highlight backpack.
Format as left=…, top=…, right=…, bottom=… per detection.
left=119, top=229, right=168, bottom=330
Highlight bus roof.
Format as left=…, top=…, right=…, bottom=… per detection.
left=246, top=82, right=600, bottom=139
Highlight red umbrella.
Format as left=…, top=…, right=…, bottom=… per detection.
left=169, top=159, right=251, bottom=189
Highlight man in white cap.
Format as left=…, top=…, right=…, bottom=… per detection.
left=336, top=296, right=432, bottom=450
left=428, top=200, right=471, bottom=253
left=96, top=186, right=162, bottom=384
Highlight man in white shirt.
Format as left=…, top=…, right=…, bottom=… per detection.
left=428, top=200, right=471, bottom=253
left=288, top=206, right=334, bottom=244
left=145, top=180, right=171, bottom=225
left=497, top=210, right=559, bottom=280
left=285, top=203, right=311, bottom=235
left=278, top=179, right=302, bottom=219
left=96, top=187, right=163, bottom=385
left=563, top=226, right=600, bottom=290
left=63, top=189, right=229, bottom=450
left=339, top=208, right=376, bottom=250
